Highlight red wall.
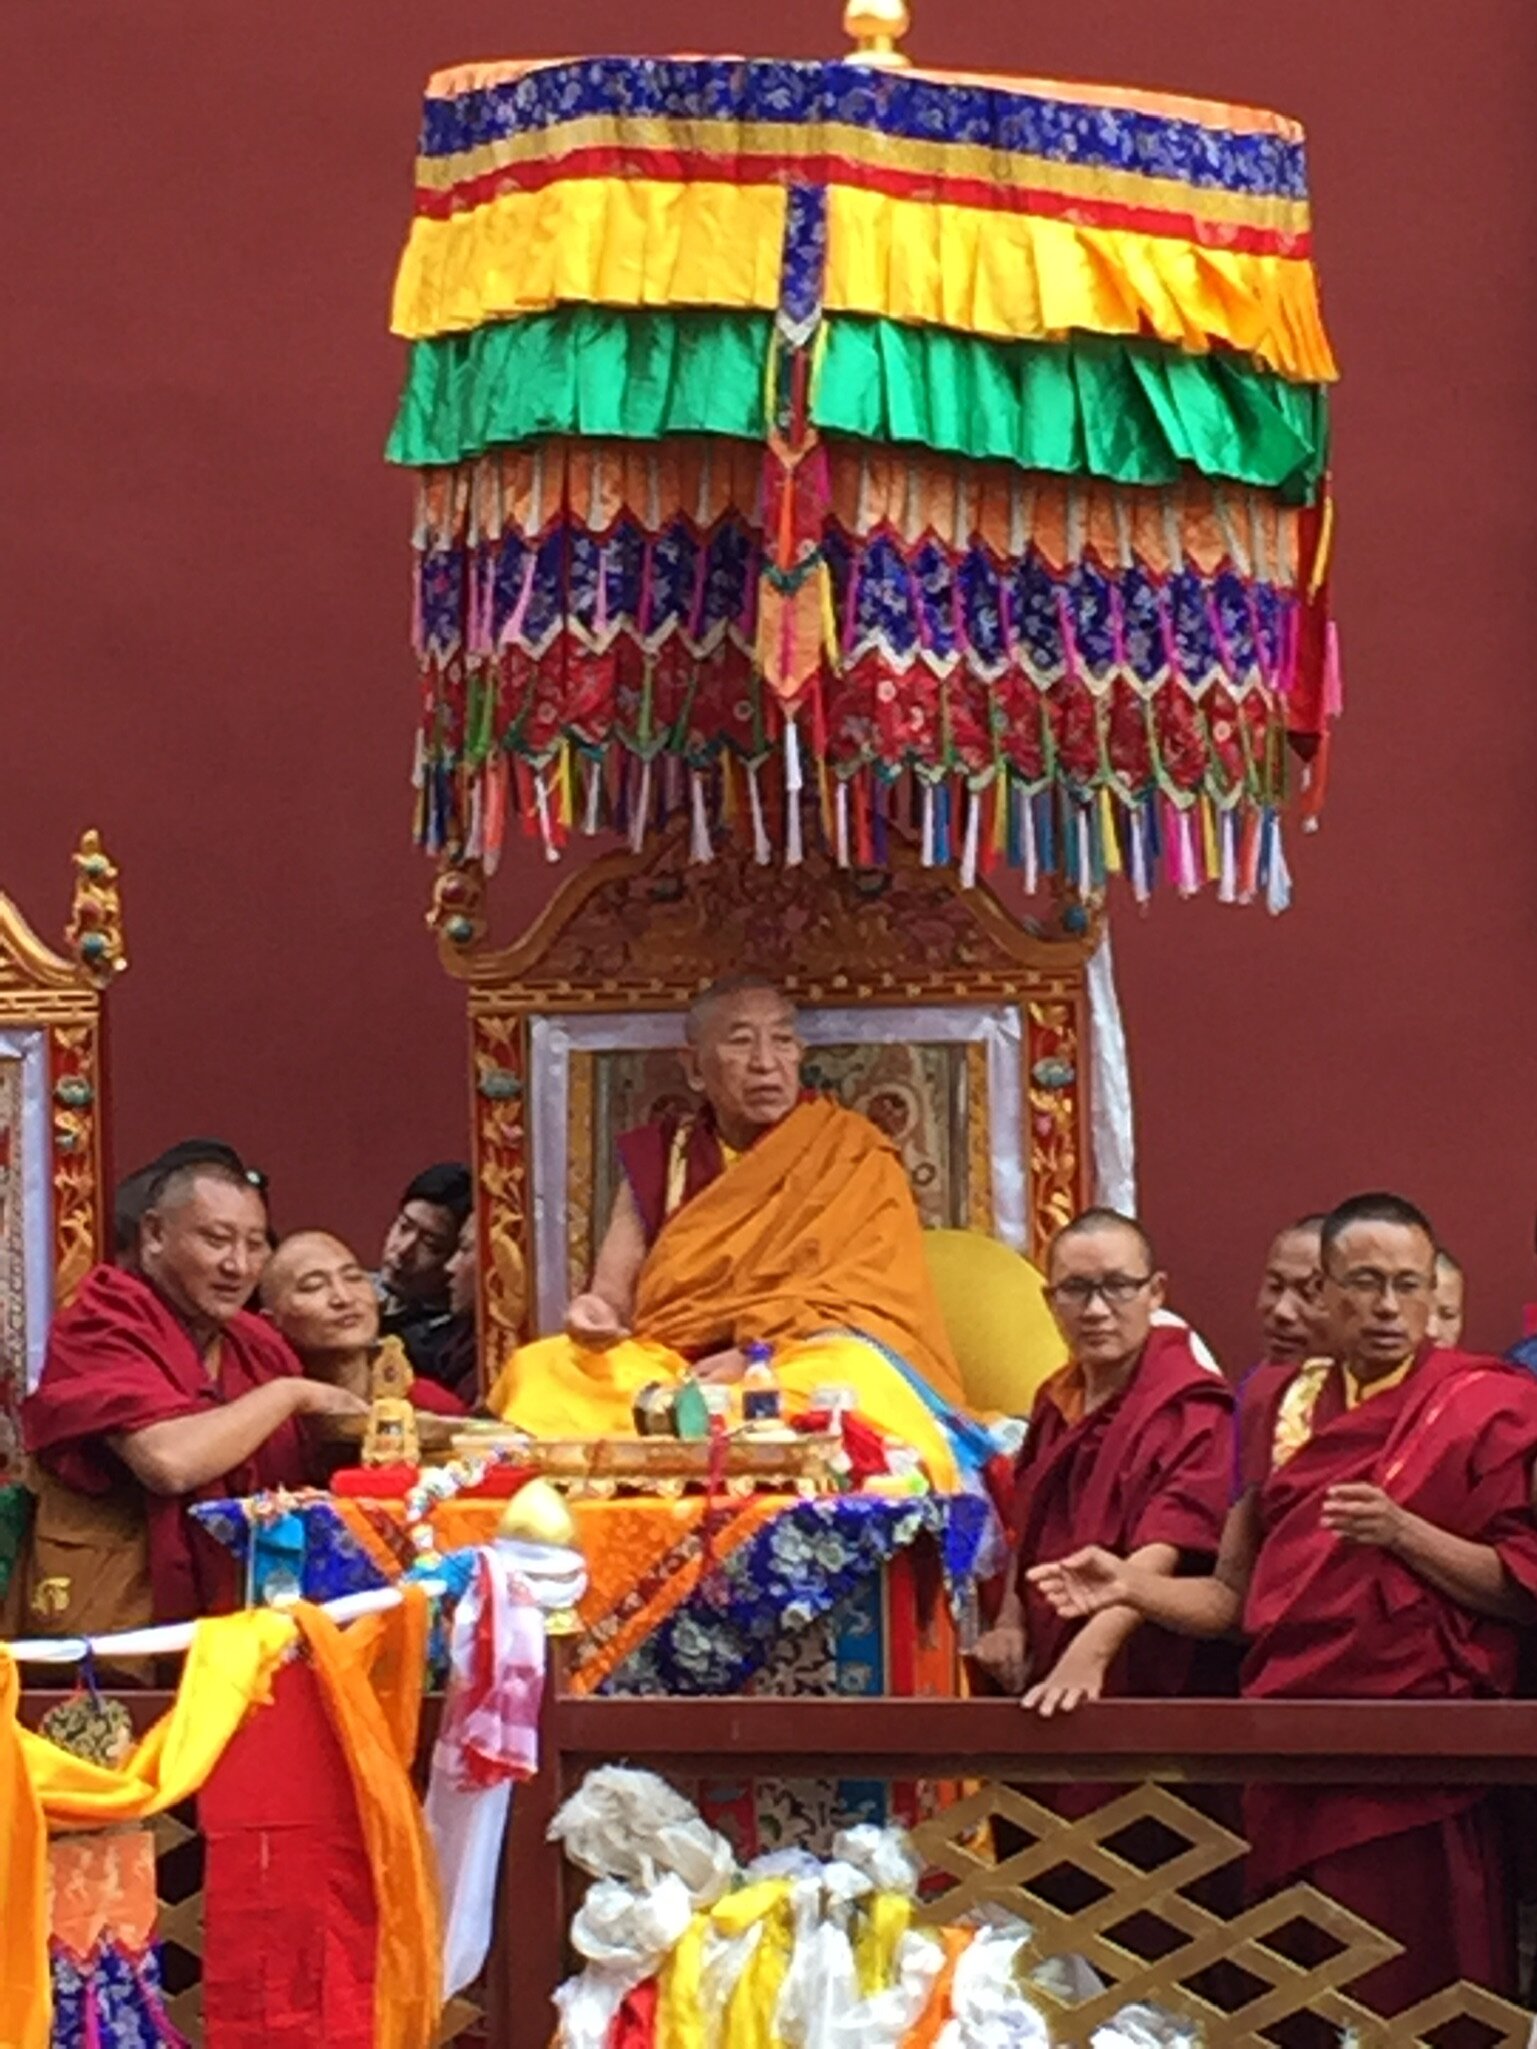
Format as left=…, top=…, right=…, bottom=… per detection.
left=4, top=1, right=1535, bottom=1368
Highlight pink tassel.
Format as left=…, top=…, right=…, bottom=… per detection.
left=1278, top=603, right=1300, bottom=697
left=638, top=537, right=656, bottom=641
left=1323, top=620, right=1344, bottom=719
left=503, top=553, right=538, bottom=649
left=834, top=778, right=851, bottom=868
left=960, top=787, right=981, bottom=889
left=1180, top=799, right=1205, bottom=897
left=687, top=537, right=710, bottom=641
left=1153, top=587, right=1185, bottom=686
left=532, top=769, right=558, bottom=863
left=1053, top=586, right=1083, bottom=682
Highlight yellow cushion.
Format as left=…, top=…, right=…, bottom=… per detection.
left=924, top=1228, right=1063, bottom=1417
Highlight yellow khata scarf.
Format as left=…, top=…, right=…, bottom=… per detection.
left=0, top=1594, right=436, bottom=2049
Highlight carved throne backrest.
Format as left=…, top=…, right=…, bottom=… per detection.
left=0, top=833, right=126, bottom=1469
left=436, top=826, right=1092, bottom=1384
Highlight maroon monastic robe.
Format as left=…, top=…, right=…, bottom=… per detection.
left=1239, top=1345, right=1537, bottom=2009
left=617, top=1106, right=731, bottom=1248
left=1015, top=1327, right=1234, bottom=1696
left=24, top=1264, right=309, bottom=1621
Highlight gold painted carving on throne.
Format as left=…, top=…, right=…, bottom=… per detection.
left=434, top=825, right=1093, bottom=1373
left=0, top=832, right=126, bottom=1457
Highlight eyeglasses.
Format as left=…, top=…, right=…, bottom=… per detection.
left=1327, top=1268, right=1430, bottom=1305
left=1046, top=1274, right=1154, bottom=1311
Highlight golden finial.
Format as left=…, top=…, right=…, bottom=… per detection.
left=844, top=0, right=912, bottom=68
left=65, top=830, right=128, bottom=989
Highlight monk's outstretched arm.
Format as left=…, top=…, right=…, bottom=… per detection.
left=109, top=1378, right=360, bottom=1497
left=567, top=1183, right=648, bottom=1342
left=1030, top=1491, right=1258, bottom=1640
left=1022, top=1542, right=1178, bottom=1716
left=1321, top=1483, right=1537, bottom=1622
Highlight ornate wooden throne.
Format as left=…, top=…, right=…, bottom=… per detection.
left=430, top=827, right=1094, bottom=1382
left=0, top=831, right=126, bottom=1467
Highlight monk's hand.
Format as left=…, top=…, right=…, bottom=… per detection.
left=293, top=1381, right=370, bottom=1418
left=971, top=1620, right=1029, bottom=1696
left=1321, top=1482, right=1406, bottom=1549
left=566, top=1292, right=629, bottom=1350
left=694, top=1348, right=748, bottom=1384
left=1027, top=1546, right=1135, bottom=1619
left=1022, top=1643, right=1108, bottom=1719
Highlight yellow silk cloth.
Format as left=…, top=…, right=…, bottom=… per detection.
left=487, top=1100, right=966, bottom=1486
left=331, top=1493, right=784, bottom=1694
left=0, top=1597, right=436, bottom=2049
left=0, top=1654, right=49, bottom=2049
left=390, top=177, right=1335, bottom=382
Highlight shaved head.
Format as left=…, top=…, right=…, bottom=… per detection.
left=681, top=972, right=802, bottom=1146
left=685, top=971, right=795, bottom=1048
left=262, top=1230, right=379, bottom=1361
left=261, top=1230, right=355, bottom=1306
left=1048, top=1206, right=1156, bottom=1279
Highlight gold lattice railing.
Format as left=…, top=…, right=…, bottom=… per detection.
left=21, top=1690, right=1537, bottom=2048
left=527, top=1694, right=1537, bottom=2049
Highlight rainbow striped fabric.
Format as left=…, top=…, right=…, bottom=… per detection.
left=388, top=54, right=1340, bottom=902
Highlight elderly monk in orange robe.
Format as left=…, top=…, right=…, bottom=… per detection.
left=1030, top=1191, right=1537, bottom=2015
left=486, top=974, right=974, bottom=1487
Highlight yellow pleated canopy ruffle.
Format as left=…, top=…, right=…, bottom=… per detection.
left=392, top=181, right=787, bottom=339
left=391, top=177, right=1335, bottom=384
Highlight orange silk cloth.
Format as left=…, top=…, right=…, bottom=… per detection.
left=0, top=1598, right=437, bottom=2049
left=634, top=1100, right=963, bottom=1400
left=332, top=1493, right=784, bottom=1694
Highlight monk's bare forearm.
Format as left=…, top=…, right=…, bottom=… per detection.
left=1390, top=1513, right=1535, bottom=1622
left=109, top=1380, right=304, bottom=1497
left=1056, top=1545, right=1179, bottom=1670
left=587, top=1183, right=646, bottom=1321
left=1116, top=1565, right=1243, bottom=1638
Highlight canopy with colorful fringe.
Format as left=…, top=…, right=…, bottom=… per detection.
left=388, top=52, right=1341, bottom=903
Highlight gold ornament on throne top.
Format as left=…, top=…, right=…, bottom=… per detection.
left=843, top=0, right=912, bottom=68
left=64, top=830, right=127, bottom=991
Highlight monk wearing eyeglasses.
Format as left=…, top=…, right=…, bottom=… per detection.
left=1030, top=1190, right=1537, bottom=2014
left=973, top=1206, right=1232, bottom=1716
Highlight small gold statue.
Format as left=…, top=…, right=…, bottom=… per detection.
left=362, top=1336, right=421, bottom=1466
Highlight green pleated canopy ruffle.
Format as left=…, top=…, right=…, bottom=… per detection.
left=388, top=308, right=1329, bottom=501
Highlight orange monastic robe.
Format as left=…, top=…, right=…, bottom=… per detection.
left=487, top=1100, right=967, bottom=1485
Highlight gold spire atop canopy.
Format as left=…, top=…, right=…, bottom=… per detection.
left=843, top=0, right=912, bottom=69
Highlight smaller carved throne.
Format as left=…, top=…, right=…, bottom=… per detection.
left=433, top=827, right=1093, bottom=1386
left=0, top=832, right=126, bottom=1468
